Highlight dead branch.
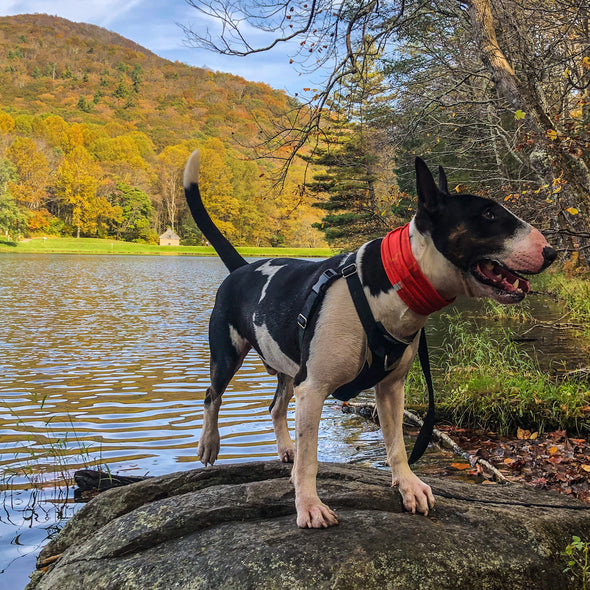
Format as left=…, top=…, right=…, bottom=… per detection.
left=342, top=401, right=508, bottom=482
left=519, top=321, right=586, bottom=337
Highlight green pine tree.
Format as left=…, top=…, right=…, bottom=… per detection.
left=305, top=53, right=399, bottom=248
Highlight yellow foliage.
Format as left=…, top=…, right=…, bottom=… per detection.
left=39, top=114, right=71, bottom=152
left=0, top=112, right=15, bottom=134
left=546, top=129, right=558, bottom=140
left=90, top=135, right=147, bottom=169
left=5, top=137, right=50, bottom=209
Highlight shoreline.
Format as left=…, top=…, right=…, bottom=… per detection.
left=0, top=237, right=333, bottom=258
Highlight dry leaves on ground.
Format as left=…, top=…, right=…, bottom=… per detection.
left=439, top=426, right=590, bottom=503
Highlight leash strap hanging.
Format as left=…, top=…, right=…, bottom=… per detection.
left=408, top=329, right=436, bottom=465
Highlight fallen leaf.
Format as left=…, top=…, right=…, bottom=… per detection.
left=581, top=465, right=590, bottom=473
left=451, top=463, right=471, bottom=471
left=517, top=427, right=531, bottom=440
left=547, top=456, right=563, bottom=465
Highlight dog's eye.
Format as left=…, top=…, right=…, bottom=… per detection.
left=482, top=208, right=496, bottom=221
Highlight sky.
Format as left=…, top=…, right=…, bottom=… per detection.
left=1, top=0, right=321, bottom=95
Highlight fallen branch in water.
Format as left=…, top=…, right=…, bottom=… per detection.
left=342, top=402, right=508, bottom=483
left=561, top=367, right=590, bottom=380
left=519, top=321, right=586, bottom=335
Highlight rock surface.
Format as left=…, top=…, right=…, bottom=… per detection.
left=27, top=461, right=590, bottom=590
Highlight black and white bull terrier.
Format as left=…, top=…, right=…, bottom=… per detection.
left=183, top=150, right=556, bottom=528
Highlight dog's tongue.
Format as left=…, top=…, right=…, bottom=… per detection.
left=478, top=261, right=530, bottom=293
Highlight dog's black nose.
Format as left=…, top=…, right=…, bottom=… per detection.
left=542, top=246, right=557, bottom=269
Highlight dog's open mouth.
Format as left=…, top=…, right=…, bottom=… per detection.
left=471, top=259, right=530, bottom=296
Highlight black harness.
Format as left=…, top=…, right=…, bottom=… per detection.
left=297, top=254, right=436, bottom=464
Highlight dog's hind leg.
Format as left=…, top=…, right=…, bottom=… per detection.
left=199, top=321, right=250, bottom=466
left=269, top=373, right=295, bottom=463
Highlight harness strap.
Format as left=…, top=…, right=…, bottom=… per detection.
left=342, top=261, right=414, bottom=367
left=297, top=267, right=341, bottom=338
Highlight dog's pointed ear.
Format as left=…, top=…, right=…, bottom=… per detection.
left=438, top=165, right=449, bottom=195
left=415, top=157, right=440, bottom=214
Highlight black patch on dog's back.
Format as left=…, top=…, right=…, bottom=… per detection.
left=218, top=255, right=349, bottom=369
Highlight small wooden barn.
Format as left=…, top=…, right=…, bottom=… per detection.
left=159, top=228, right=180, bottom=246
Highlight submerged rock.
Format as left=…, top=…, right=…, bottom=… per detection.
left=27, top=462, right=590, bottom=589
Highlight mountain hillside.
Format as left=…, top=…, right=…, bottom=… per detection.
left=0, top=14, right=324, bottom=247
left=0, top=13, right=292, bottom=148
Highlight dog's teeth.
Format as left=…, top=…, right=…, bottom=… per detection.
left=513, top=279, right=520, bottom=289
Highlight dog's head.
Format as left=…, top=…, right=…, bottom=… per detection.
left=413, top=157, right=556, bottom=303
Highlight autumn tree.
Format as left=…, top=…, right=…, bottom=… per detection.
left=109, top=182, right=156, bottom=242
left=0, top=157, right=27, bottom=239
left=155, top=143, right=191, bottom=232
left=0, top=111, right=15, bottom=137
left=37, top=114, right=72, bottom=153
left=193, top=138, right=241, bottom=240
left=5, top=137, right=49, bottom=210
left=54, top=145, right=117, bottom=238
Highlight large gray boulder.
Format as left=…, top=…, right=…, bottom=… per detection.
left=28, top=462, right=590, bottom=589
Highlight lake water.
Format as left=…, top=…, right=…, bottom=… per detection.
left=0, top=253, right=585, bottom=588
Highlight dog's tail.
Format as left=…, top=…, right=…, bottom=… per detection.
left=183, top=149, right=248, bottom=272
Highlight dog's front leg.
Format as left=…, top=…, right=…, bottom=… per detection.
left=375, top=377, right=435, bottom=515
left=292, top=384, right=339, bottom=528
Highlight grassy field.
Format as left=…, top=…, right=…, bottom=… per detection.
left=0, top=237, right=333, bottom=258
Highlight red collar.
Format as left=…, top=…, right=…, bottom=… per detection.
left=380, top=223, right=455, bottom=316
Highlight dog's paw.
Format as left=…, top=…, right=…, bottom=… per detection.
left=394, top=474, right=435, bottom=516
left=295, top=497, right=339, bottom=528
left=198, top=432, right=220, bottom=466
left=278, top=444, right=295, bottom=463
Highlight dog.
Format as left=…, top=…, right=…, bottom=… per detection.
left=183, top=150, right=556, bottom=528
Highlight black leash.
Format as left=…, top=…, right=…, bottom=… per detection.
left=409, top=329, right=435, bottom=465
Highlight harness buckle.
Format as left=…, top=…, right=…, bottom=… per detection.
left=312, top=268, right=339, bottom=294
left=297, top=313, right=307, bottom=329
left=341, top=263, right=357, bottom=278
